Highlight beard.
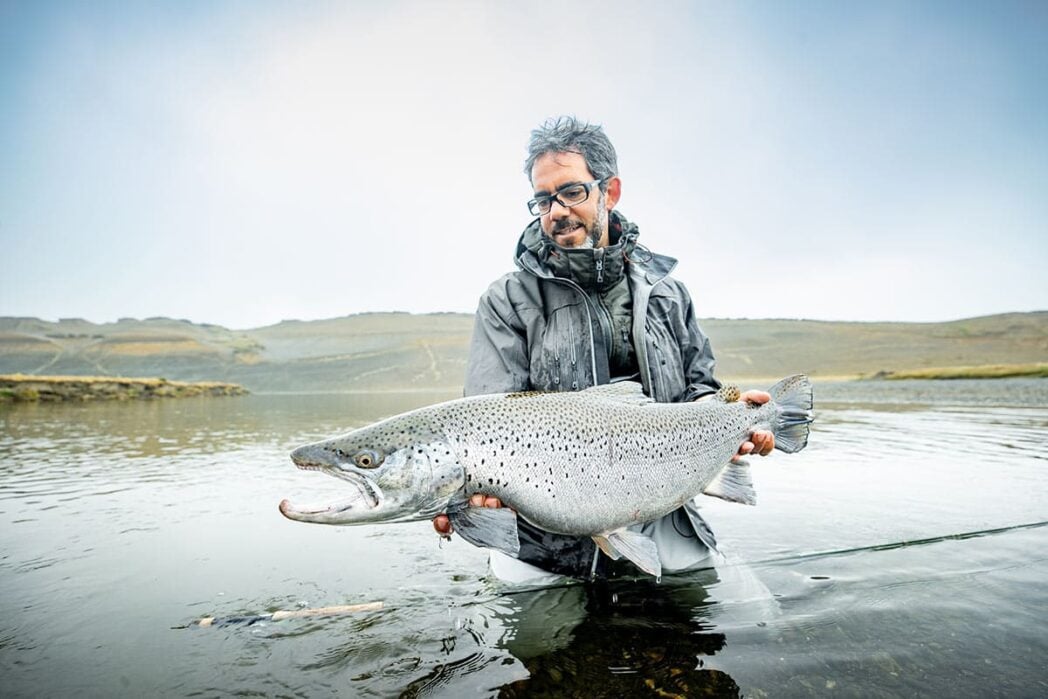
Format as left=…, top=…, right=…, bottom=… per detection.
left=549, top=191, right=607, bottom=249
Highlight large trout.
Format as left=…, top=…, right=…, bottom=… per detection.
left=280, top=376, right=813, bottom=578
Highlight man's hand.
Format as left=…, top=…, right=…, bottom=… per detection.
left=432, top=493, right=505, bottom=537
left=734, top=389, right=775, bottom=461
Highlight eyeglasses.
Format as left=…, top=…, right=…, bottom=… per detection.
left=527, top=179, right=605, bottom=216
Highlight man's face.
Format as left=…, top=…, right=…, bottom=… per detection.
left=530, top=152, right=620, bottom=249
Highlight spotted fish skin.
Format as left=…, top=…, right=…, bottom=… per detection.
left=444, top=389, right=744, bottom=534
left=280, top=376, right=814, bottom=552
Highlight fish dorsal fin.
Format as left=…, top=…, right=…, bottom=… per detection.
left=582, top=381, right=653, bottom=405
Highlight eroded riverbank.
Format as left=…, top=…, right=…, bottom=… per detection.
left=0, top=374, right=247, bottom=402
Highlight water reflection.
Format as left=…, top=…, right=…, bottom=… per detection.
left=0, top=390, right=459, bottom=461
left=491, top=577, right=739, bottom=697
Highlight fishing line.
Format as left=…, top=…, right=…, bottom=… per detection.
left=725, top=519, right=1048, bottom=570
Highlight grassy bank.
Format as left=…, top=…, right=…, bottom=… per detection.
left=0, top=374, right=248, bottom=402
left=866, top=363, right=1048, bottom=380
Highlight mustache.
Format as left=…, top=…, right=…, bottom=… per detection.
left=551, top=218, right=584, bottom=233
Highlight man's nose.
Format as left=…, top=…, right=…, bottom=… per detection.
left=548, top=199, right=570, bottom=219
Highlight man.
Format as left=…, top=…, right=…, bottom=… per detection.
left=433, top=116, right=774, bottom=582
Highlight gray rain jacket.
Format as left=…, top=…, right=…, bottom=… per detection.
left=464, top=211, right=722, bottom=579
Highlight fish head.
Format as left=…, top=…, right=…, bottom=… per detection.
left=279, top=416, right=465, bottom=526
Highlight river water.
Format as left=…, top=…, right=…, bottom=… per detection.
left=1, top=379, right=1046, bottom=697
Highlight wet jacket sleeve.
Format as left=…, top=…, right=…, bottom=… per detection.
left=678, top=284, right=721, bottom=403
left=463, top=279, right=531, bottom=397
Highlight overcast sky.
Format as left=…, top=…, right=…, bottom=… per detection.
left=1, top=1, right=1045, bottom=329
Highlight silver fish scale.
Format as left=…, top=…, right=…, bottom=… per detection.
left=434, top=388, right=775, bottom=536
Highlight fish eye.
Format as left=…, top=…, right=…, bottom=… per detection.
left=354, top=450, right=383, bottom=469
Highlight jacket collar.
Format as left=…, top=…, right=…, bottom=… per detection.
left=513, top=210, right=677, bottom=289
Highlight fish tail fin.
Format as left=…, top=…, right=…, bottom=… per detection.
left=768, top=374, right=814, bottom=454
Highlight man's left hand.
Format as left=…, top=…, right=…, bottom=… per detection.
left=734, top=390, right=775, bottom=461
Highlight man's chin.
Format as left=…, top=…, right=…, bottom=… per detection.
left=551, top=229, right=591, bottom=249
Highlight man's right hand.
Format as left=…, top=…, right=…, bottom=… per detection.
left=432, top=494, right=505, bottom=536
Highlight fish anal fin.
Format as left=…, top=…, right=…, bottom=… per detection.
left=593, top=529, right=662, bottom=580
left=702, top=460, right=757, bottom=505
left=448, top=506, right=520, bottom=557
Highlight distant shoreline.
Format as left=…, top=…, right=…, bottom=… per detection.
left=0, top=374, right=248, bottom=402
left=861, top=363, right=1048, bottom=381
left=3, top=311, right=1044, bottom=393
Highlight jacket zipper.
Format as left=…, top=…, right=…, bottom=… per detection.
left=553, top=341, right=561, bottom=386
left=567, top=317, right=578, bottom=390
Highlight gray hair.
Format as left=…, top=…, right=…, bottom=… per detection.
left=524, top=116, right=618, bottom=191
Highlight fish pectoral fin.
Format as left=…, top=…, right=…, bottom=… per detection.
left=448, top=506, right=520, bottom=557
left=701, top=460, right=757, bottom=505
left=594, top=529, right=663, bottom=579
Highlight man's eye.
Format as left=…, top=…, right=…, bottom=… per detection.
left=559, top=185, right=586, bottom=202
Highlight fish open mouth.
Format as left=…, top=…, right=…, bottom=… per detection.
left=278, top=474, right=382, bottom=523
left=280, top=451, right=383, bottom=523
left=331, top=469, right=382, bottom=509
left=278, top=494, right=371, bottom=522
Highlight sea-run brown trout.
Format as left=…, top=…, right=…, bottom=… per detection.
left=280, top=376, right=813, bottom=578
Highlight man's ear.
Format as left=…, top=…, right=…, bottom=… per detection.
left=604, top=176, right=622, bottom=210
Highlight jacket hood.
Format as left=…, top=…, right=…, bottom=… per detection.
left=513, top=210, right=676, bottom=289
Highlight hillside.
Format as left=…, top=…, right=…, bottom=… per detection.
left=0, top=312, right=1044, bottom=392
